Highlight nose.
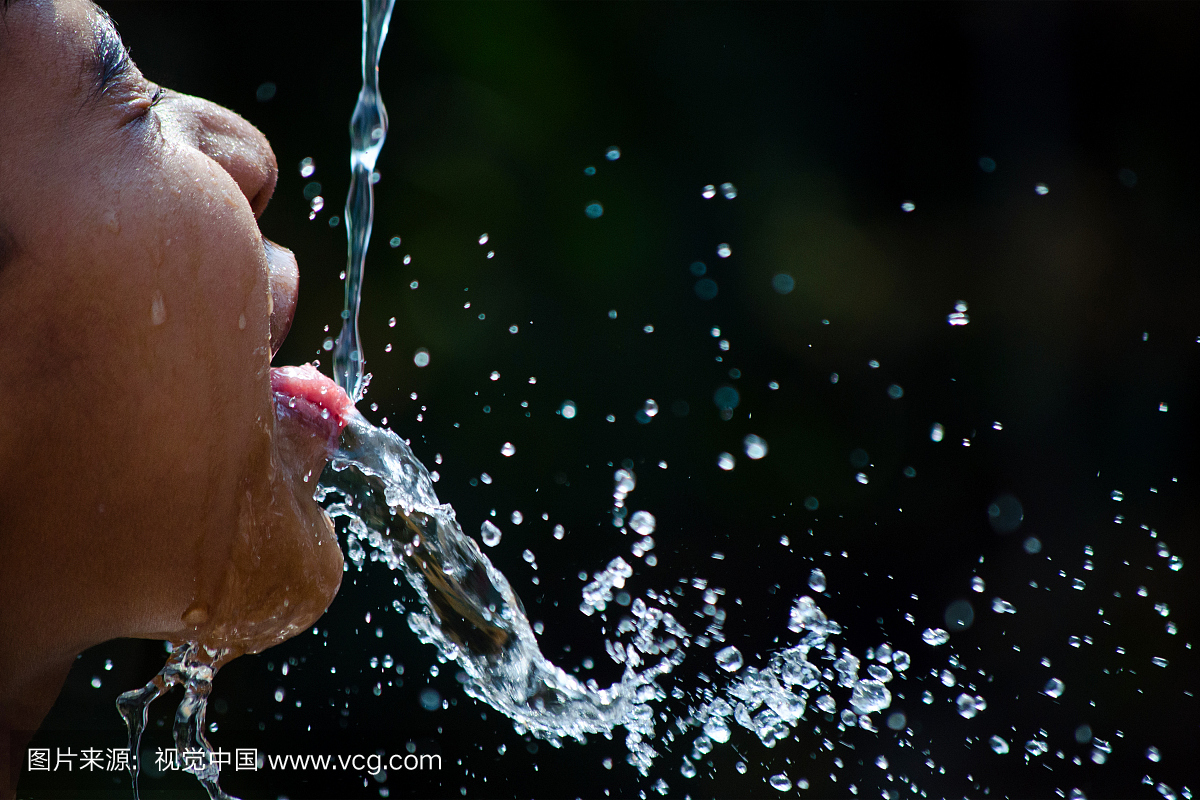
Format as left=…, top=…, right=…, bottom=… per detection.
left=173, top=95, right=279, bottom=219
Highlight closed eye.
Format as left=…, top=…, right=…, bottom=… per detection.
left=89, top=7, right=134, bottom=101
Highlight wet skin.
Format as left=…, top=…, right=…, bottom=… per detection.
left=0, top=0, right=345, bottom=787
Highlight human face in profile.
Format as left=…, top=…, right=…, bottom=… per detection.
left=0, top=0, right=350, bottom=745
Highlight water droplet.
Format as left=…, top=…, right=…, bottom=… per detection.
left=987, top=494, right=1024, bottom=533
left=720, top=182, right=738, bottom=199
left=413, top=348, right=430, bottom=367
left=256, top=81, right=276, bottom=102
left=501, top=442, right=516, bottom=457
left=274, top=688, right=285, bottom=703
left=716, top=243, right=732, bottom=258
left=717, top=452, right=735, bottom=471
left=419, top=688, right=441, bottom=711
left=630, top=511, right=656, bottom=536
left=887, top=384, right=904, bottom=399
left=972, top=576, right=986, bottom=593
left=992, top=598, right=1016, bottom=614
left=508, top=324, right=519, bottom=334
left=1035, top=183, right=1050, bottom=195
left=150, top=291, right=166, bottom=326
left=605, top=146, right=621, bottom=161
left=715, top=645, right=743, bottom=672
left=744, top=434, right=768, bottom=459
left=90, top=676, right=102, bottom=689
left=481, top=521, right=502, bottom=547
left=522, top=549, right=535, bottom=564
left=808, top=568, right=827, bottom=592
left=560, top=400, right=577, bottom=419
left=511, top=510, right=523, bottom=525
left=309, top=195, right=325, bottom=213
left=930, top=423, right=945, bottom=442
left=553, top=524, right=565, bottom=540
left=922, top=627, right=950, bottom=646
left=990, top=735, right=1010, bottom=754
left=1111, top=490, right=1124, bottom=501
left=979, top=156, right=997, bottom=173
left=1159, top=402, right=1169, bottom=412
left=713, top=385, right=740, bottom=411
left=891, top=651, right=910, bottom=671
left=1151, top=656, right=1168, bottom=668
left=769, top=774, right=792, bottom=792
left=701, top=184, right=716, bottom=198
left=585, top=203, right=603, bottom=219
left=901, top=201, right=916, bottom=212
left=694, top=278, right=718, bottom=300
left=702, top=717, right=731, bottom=744
left=956, top=693, right=980, bottom=718
left=948, top=300, right=970, bottom=326
left=1147, top=746, right=1161, bottom=762
left=1043, top=678, right=1065, bottom=698
left=855, top=472, right=869, bottom=484
left=941, top=669, right=957, bottom=687
left=643, top=399, right=659, bottom=418
left=480, top=473, right=492, bottom=485
left=299, top=157, right=315, bottom=177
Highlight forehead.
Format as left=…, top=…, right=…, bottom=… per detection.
left=0, top=0, right=102, bottom=93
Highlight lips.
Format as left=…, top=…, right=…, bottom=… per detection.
left=263, top=238, right=298, bottom=357
left=262, top=237, right=354, bottom=440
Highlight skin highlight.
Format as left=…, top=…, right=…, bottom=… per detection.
left=0, top=1, right=345, bottom=792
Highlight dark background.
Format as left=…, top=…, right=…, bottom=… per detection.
left=20, top=2, right=1200, bottom=798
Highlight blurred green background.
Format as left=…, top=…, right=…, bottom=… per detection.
left=23, top=2, right=1200, bottom=798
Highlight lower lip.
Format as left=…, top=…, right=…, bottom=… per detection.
left=270, top=365, right=354, bottom=437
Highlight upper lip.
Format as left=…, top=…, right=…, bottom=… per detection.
left=263, top=237, right=299, bottom=357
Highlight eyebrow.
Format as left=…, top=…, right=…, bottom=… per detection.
left=87, top=6, right=133, bottom=100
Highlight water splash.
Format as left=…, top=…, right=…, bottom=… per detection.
left=317, top=410, right=690, bottom=772
left=332, top=0, right=397, bottom=402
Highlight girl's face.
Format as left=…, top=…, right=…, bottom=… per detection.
left=0, top=0, right=345, bottom=683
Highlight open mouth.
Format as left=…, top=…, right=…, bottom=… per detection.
left=262, top=237, right=354, bottom=441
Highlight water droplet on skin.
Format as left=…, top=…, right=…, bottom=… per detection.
left=808, top=569, right=827, bottom=592
left=480, top=521, right=502, bottom=547
left=629, top=511, right=656, bottom=536
left=238, top=313, right=246, bottom=330
left=715, top=645, right=743, bottom=672
left=501, top=442, right=516, bottom=457
left=744, top=434, right=768, bottom=459
left=717, top=452, right=735, bottom=471
left=922, top=627, right=950, bottom=646
left=150, top=291, right=166, bottom=326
